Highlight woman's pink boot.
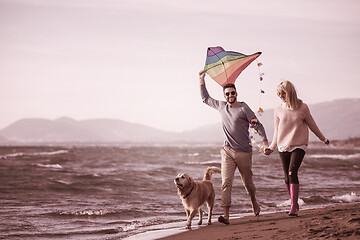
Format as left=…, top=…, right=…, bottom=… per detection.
left=289, top=184, right=299, bottom=216
left=286, top=184, right=290, bottom=195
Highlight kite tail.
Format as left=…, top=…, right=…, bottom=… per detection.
left=249, top=59, right=266, bottom=152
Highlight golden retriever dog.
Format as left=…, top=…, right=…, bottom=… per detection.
left=174, top=167, right=221, bottom=229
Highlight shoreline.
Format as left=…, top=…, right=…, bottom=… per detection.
left=159, top=203, right=360, bottom=240
left=127, top=203, right=360, bottom=240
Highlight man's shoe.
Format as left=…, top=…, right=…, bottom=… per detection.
left=218, top=216, right=230, bottom=225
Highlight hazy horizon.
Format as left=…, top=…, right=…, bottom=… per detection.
left=0, top=96, right=358, bottom=133
left=1, top=0, right=359, bottom=132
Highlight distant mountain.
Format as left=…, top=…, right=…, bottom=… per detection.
left=305, top=98, right=360, bottom=140
left=0, top=118, right=98, bottom=143
left=0, top=135, right=12, bottom=143
left=78, top=118, right=178, bottom=142
left=0, top=98, right=358, bottom=144
left=0, top=117, right=177, bottom=144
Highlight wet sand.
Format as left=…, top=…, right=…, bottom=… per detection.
left=157, top=203, right=360, bottom=240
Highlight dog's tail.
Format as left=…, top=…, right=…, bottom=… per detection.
left=203, top=166, right=221, bottom=180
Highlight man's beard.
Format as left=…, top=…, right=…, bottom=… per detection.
left=227, top=97, right=236, bottom=104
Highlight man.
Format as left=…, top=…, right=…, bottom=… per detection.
left=199, top=70, right=268, bottom=225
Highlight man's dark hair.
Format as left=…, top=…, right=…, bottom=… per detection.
left=223, top=83, right=236, bottom=92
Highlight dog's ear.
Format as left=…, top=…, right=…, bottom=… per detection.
left=188, top=176, right=194, bottom=188
left=182, top=174, right=190, bottom=187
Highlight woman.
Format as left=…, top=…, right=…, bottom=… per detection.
left=265, top=80, right=329, bottom=216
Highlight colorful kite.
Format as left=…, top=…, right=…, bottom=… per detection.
left=203, top=46, right=262, bottom=86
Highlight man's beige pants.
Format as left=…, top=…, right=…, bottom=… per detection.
left=220, top=146, right=257, bottom=207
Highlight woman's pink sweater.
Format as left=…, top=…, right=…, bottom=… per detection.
left=269, top=102, right=326, bottom=150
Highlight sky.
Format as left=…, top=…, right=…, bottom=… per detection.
left=1, top=0, right=359, bottom=132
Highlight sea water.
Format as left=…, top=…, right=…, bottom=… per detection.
left=0, top=144, right=359, bottom=239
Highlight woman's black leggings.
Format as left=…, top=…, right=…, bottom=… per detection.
left=279, top=149, right=306, bottom=184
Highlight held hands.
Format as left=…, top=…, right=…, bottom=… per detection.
left=264, top=148, right=273, bottom=155
left=262, top=141, right=272, bottom=155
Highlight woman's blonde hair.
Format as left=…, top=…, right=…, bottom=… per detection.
left=277, top=80, right=302, bottom=110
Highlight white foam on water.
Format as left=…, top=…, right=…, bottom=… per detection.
left=309, top=153, right=360, bottom=160
left=188, top=152, right=199, bottom=157
left=0, top=149, right=68, bottom=158
left=276, top=198, right=305, bottom=207
left=332, top=192, right=360, bottom=203
left=36, top=163, right=63, bottom=169
left=185, top=160, right=220, bottom=165
left=0, top=152, right=25, bottom=158
left=32, top=150, right=68, bottom=156
left=59, top=209, right=116, bottom=216
left=121, top=221, right=154, bottom=232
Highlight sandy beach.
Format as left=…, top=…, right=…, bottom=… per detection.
left=158, top=203, right=360, bottom=240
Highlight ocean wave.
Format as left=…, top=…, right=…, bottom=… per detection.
left=178, top=152, right=200, bottom=157
left=58, top=209, right=117, bottom=217
left=33, top=150, right=69, bottom=156
left=55, top=210, right=173, bottom=237
left=0, top=152, right=25, bottom=158
left=4, top=226, right=122, bottom=239
left=303, top=195, right=331, bottom=204
left=276, top=198, right=305, bottom=207
left=185, top=160, right=221, bottom=165
left=187, top=153, right=199, bottom=157
left=121, top=221, right=150, bottom=232
left=331, top=192, right=360, bottom=203
left=54, top=180, right=73, bottom=185
left=0, top=149, right=68, bottom=159
left=55, top=207, right=149, bottom=218
left=120, top=219, right=174, bottom=232
left=36, top=163, right=63, bottom=169
left=309, top=153, right=360, bottom=160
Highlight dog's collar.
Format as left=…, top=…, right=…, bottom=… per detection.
left=183, top=185, right=195, bottom=199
